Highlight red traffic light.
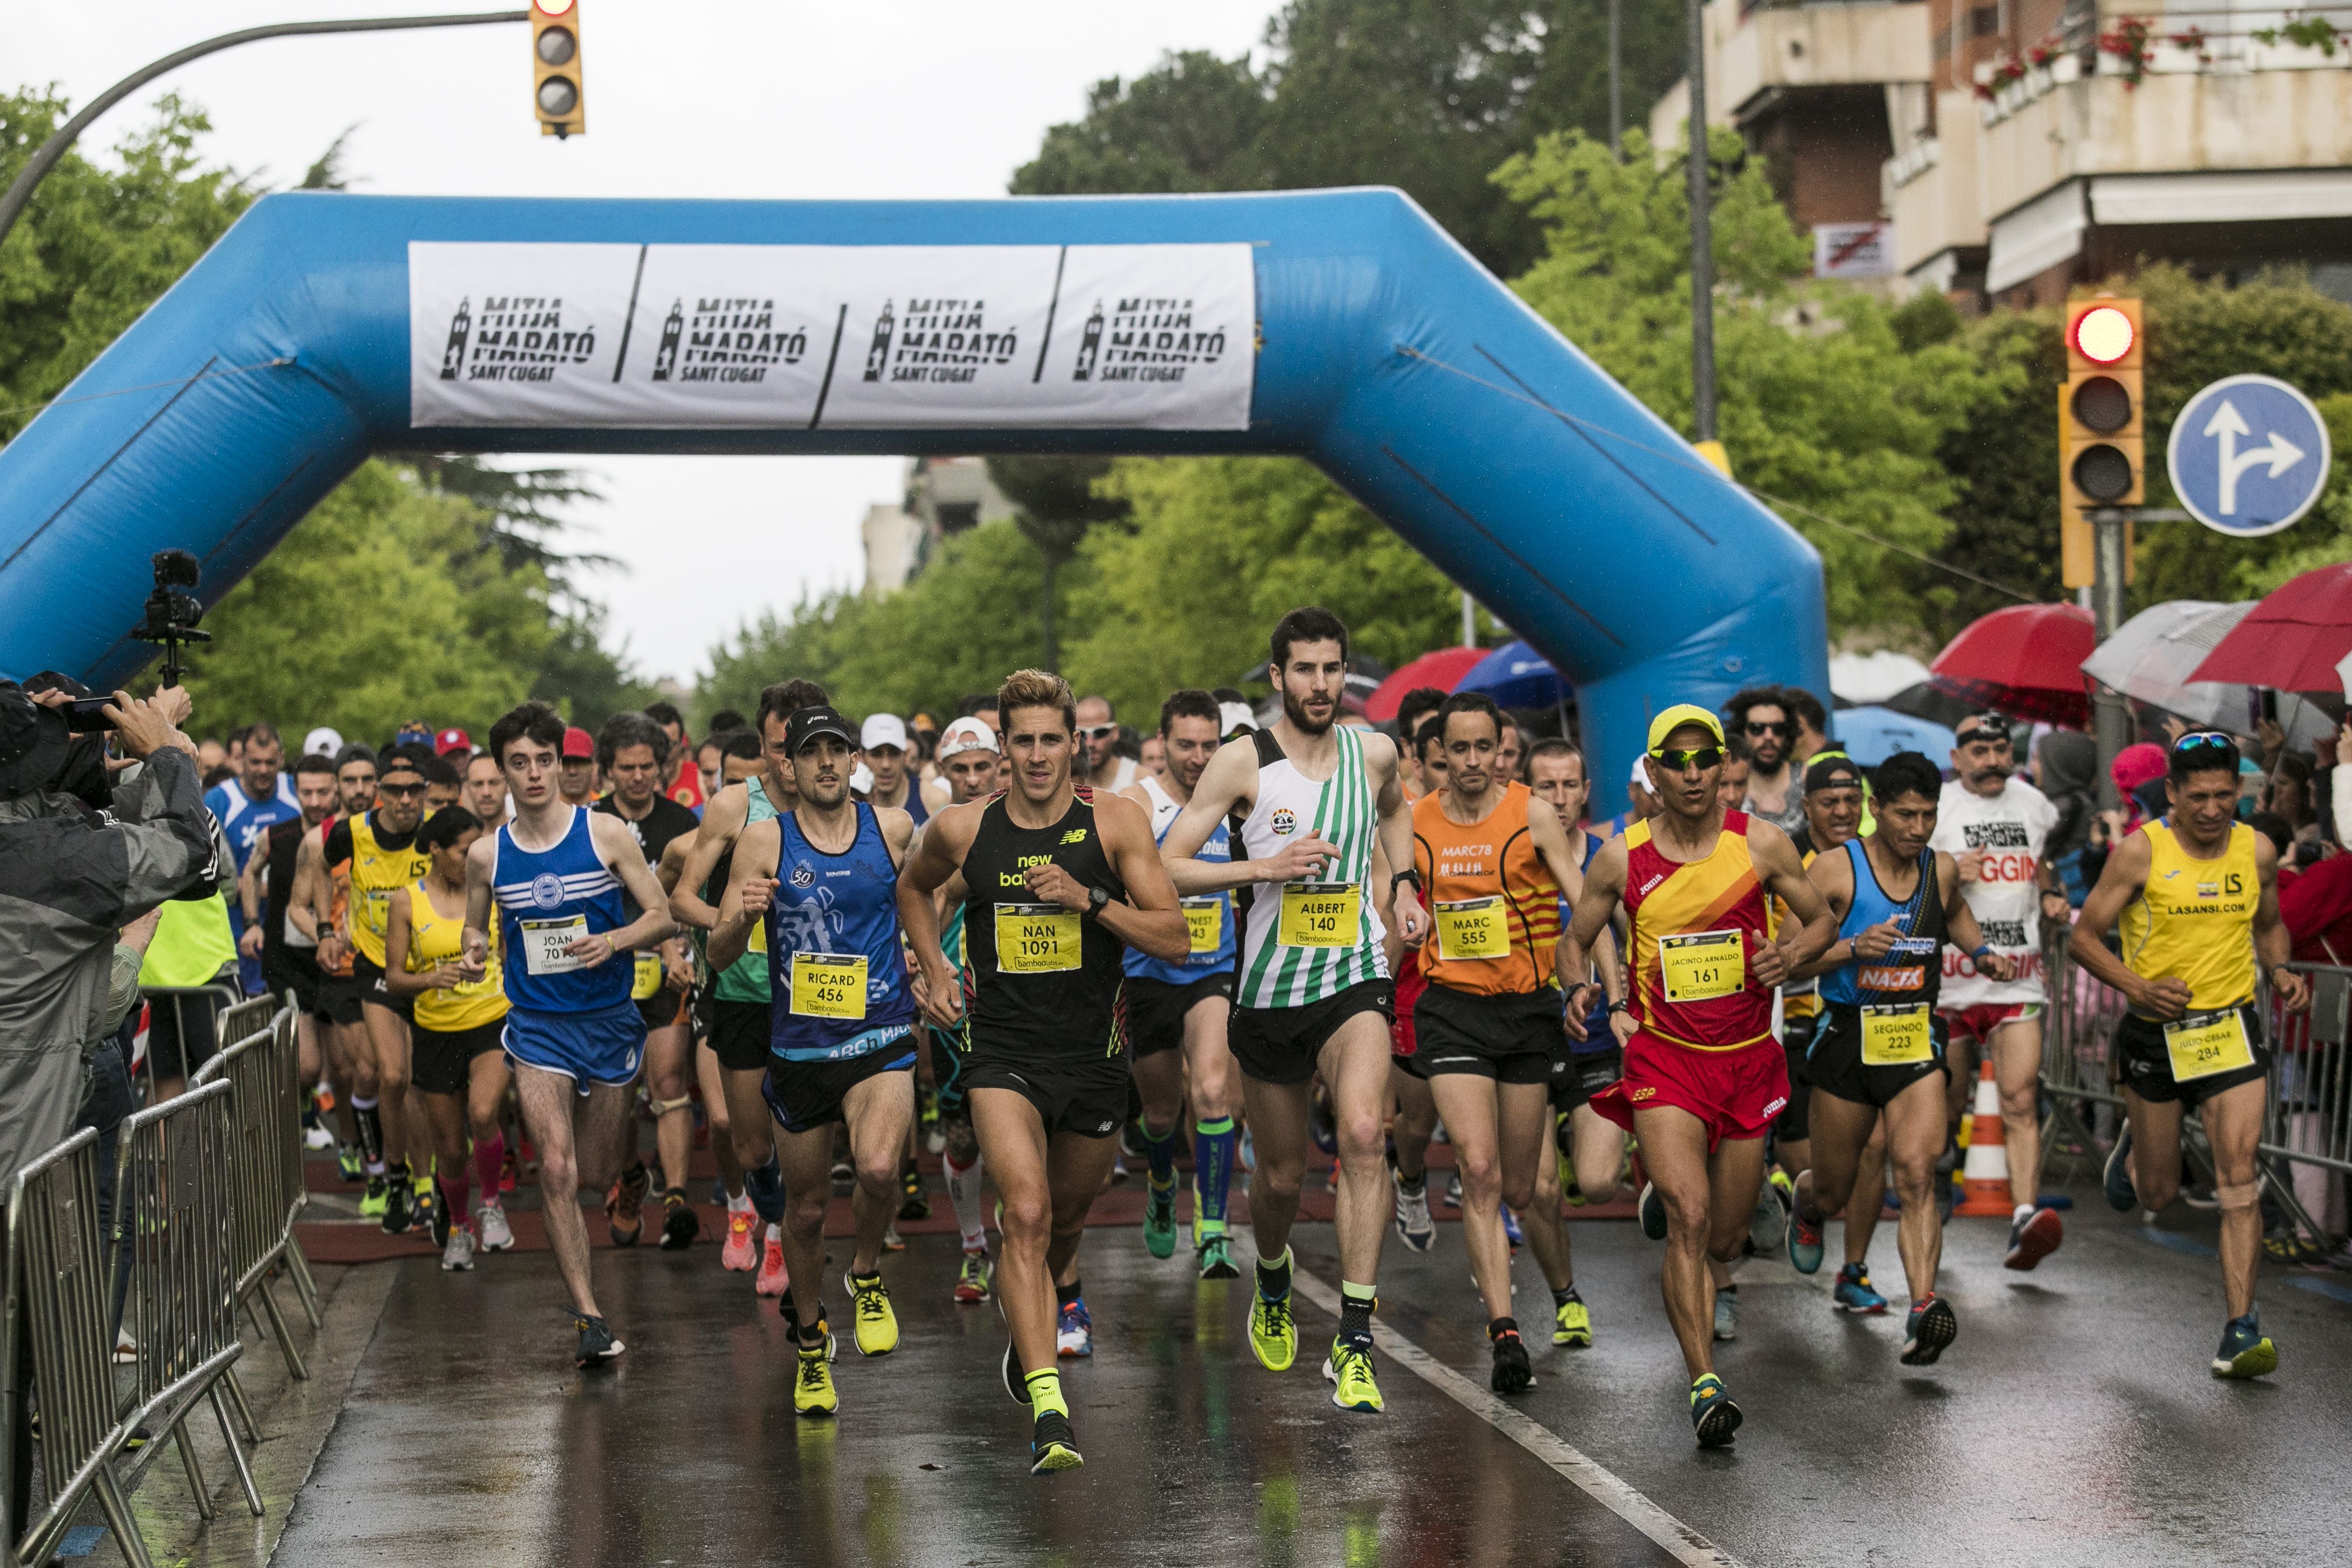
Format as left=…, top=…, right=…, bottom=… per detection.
left=2072, top=305, right=2135, bottom=365
left=532, top=0, right=575, bottom=14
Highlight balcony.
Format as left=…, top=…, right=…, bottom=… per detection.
left=1719, top=1, right=1935, bottom=116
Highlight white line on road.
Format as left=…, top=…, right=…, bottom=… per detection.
left=1293, top=1273, right=1746, bottom=1568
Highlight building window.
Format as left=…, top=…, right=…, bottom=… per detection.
left=937, top=503, right=980, bottom=535
left=1970, top=4, right=2000, bottom=35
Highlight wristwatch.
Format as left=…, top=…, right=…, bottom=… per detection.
left=1391, top=869, right=1422, bottom=895
left=1086, top=885, right=1111, bottom=917
left=1606, top=999, right=1630, bottom=1016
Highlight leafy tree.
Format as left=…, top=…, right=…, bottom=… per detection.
left=1012, top=51, right=1271, bottom=196
left=984, top=455, right=1130, bottom=671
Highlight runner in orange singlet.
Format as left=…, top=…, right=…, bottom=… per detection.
left=1562, top=704, right=1834, bottom=1447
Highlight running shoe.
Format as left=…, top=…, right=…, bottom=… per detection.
left=1713, top=1289, right=1739, bottom=1342
left=1249, top=1289, right=1298, bottom=1372
left=1444, top=1169, right=1463, bottom=1212
left=954, top=1247, right=993, bottom=1304
left=1933, top=1147, right=1958, bottom=1222
left=441, top=1224, right=475, bottom=1273
left=1489, top=1329, right=1532, bottom=1394
left=756, top=1233, right=791, bottom=1297
left=659, top=1189, right=699, bottom=1251
left=1689, top=1373, right=1741, bottom=1448
left=337, top=1145, right=364, bottom=1183
left=1554, top=1294, right=1592, bottom=1348
left=898, top=1164, right=929, bottom=1221
left=1029, top=1410, right=1084, bottom=1474
left=1001, top=1340, right=1027, bottom=1404
left=1748, top=1176, right=1787, bottom=1256
left=1768, top=1167, right=1795, bottom=1217
left=1197, top=1233, right=1241, bottom=1280
left=1899, top=1294, right=1957, bottom=1366
left=1323, top=1342, right=1384, bottom=1413
left=1502, top=1206, right=1524, bottom=1253
left=883, top=1223, right=906, bottom=1253
left=2210, top=1313, right=2277, bottom=1380
left=721, top=1208, right=757, bottom=1271
left=112, top=1330, right=136, bottom=1366
left=1309, top=1094, right=1338, bottom=1156
left=793, top=1339, right=839, bottom=1417
left=607, top=1163, right=649, bottom=1247
left=1392, top=1169, right=1435, bottom=1253
left=304, top=1116, right=336, bottom=1151
left=476, top=1201, right=514, bottom=1253
left=846, top=1269, right=899, bottom=1356
left=1055, top=1296, right=1092, bottom=1358
left=1143, top=1176, right=1178, bottom=1259
left=1637, top=1181, right=1668, bottom=1242
left=360, top=1174, right=387, bottom=1217
left=829, top=1154, right=854, bottom=1187
left=420, top=1183, right=448, bottom=1249
left=573, top=1314, right=625, bottom=1369
left=2103, top=1125, right=2137, bottom=1212
left=2003, top=1207, right=2064, bottom=1271
left=500, top=1142, right=518, bottom=1194
left=1788, top=1203, right=1825, bottom=1275
left=379, top=1179, right=411, bottom=1236
left=1832, top=1261, right=1887, bottom=1315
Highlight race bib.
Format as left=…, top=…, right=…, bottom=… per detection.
left=1860, top=1003, right=1934, bottom=1066
left=2164, top=1009, right=2254, bottom=1083
left=1181, top=897, right=1223, bottom=955
left=519, top=916, right=588, bottom=977
left=790, top=952, right=870, bottom=1020
left=746, top=917, right=768, bottom=956
left=1658, top=930, right=1743, bottom=1004
left=360, top=888, right=392, bottom=937
left=630, top=950, right=663, bottom=1001
left=1434, top=896, right=1510, bottom=961
left=995, top=903, right=1081, bottom=973
left=1278, top=883, right=1359, bottom=949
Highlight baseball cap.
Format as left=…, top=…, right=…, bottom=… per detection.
left=561, top=726, right=594, bottom=760
left=861, top=713, right=909, bottom=752
left=1218, top=700, right=1258, bottom=739
left=938, top=717, right=999, bottom=759
left=1647, top=703, right=1727, bottom=754
left=1630, top=752, right=1653, bottom=788
left=302, top=726, right=343, bottom=759
left=1804, top=754, right=1866, bottom=794
left=435, top=726, right=472, bottom=758
left=785, top=705, right=858, bottom=756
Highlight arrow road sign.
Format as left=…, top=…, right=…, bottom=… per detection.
left=2168, top=374, right=2332, bottom=537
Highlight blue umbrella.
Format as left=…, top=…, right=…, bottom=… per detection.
left=1834, top=706, right=1957, bottom=767
left=1456, top=640, right=1566, bottom=710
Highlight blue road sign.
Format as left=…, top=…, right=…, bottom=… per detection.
left=2167, top=374, right=2332, bottom=537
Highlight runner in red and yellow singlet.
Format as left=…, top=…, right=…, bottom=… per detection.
left=1562, top=703, right=1834, bottom=1448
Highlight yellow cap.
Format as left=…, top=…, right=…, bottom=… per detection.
left=1647, top=703, right=1726, bottom=754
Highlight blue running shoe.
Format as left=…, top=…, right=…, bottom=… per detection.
left=2211, top=1313, right=2277, bottom=1380
left=1787, top=1205, right=1825, bottom=1275
left=1688, top=1373, right=1741, bottom=1448
left=1832, top=1261, right=1887, bottom=1315
left=1638, top=1181, right=1668, bottom=1242
left=2103, top=1125, right=2137, bottom=1212
left=1055, top=1297, right=1092, bottom=1358
left=1502, top=1206, right=1524, bottom=1252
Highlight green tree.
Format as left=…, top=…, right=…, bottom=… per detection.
left=1012, top=51, right=1272, bottom=196
left=984, top=455, right=1130, bottom=671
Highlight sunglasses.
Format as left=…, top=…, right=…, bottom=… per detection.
left=377, top=781, right=427, bottom=798
left=1078, top=724, right=1118, bottom=741
left=1651, top=746, right=1725, bottom=772
left=1743, top=720, right=1790, bottom=737
left=2176, top=730, right=2235, bottom=751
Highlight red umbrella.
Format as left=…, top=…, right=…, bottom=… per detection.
left=1363, top=646, right=1487, bottom=722
left=1928, top=602, right=2095, bottom=725
left=2188, top=562, right=2352, bottom=692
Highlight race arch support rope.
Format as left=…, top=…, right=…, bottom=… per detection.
left=0, top=188, right=1825, bottom=789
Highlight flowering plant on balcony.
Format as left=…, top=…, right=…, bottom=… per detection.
left=2098, top=15, right=2155, bottom=86
left=2167, top=24, right=2214, bottom=64
left=2250, top=13, right=2350, bottom=55
left=1973, top=52, right=2031, bottom=100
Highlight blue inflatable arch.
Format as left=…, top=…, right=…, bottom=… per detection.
left=0, top=187, right=1825, bottom=790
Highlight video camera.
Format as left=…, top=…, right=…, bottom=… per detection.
left=129, top=548, right=208, bottom=688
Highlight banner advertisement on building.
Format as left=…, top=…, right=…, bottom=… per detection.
left=409, top=240, right=1255, bottom=431
left=1813, top=222, right=1895, bottom=280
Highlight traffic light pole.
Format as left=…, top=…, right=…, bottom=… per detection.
left=0, top=10, right=527, bottom=256
left=2088, top=506, right=2133, bottom=808
left=1685, top=0, right=1717, bottom=444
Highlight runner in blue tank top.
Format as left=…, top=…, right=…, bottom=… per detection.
left=459, top=702, right=677, bottom=1373
left=1116, top=689, right=1245, bottom=1279
left=710, top=704, right=921, bottom=1417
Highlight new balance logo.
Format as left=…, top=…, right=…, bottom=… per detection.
left=1061, top=828, right=1089, bottom=845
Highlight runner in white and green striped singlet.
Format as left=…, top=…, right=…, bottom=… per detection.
left=1234, top=720, right=1390, bottom=1008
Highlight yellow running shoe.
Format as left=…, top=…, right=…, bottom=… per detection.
left=1554, top=1294, right=1592, bottom=1348
left=1323, top=1341, right=1384, bottom=1413
left=845, top=1269, right=898, bottom=1356
left=1249, top=1287, right=1298, bottom=1372
left=793, top=1324, right=838, bottom=1417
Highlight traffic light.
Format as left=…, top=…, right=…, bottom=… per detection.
left=2059, top=296, right=2141, bottom=586
left=530, top=0, right=583, bottom=138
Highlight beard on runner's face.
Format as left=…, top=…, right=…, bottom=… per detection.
left=1280, top=683, right=1335, bottom=735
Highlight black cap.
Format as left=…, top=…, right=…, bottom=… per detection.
left=1804, top=754, right=1866, bottom=795
left=0, top=683, right=70, bottom=797
left=783, top=705, right=858, bottom=757
left=1952, top=712, right=2010, bottom=748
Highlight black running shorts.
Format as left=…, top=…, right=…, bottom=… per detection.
left=1777, top=1014, right=1817, bottom=1141
left=412, top=1018, right=505, bottom=1096
left=1118, top=973, right=1232, bottom=1059
left=704, top=997, right=772, bottom=1073
left=1230, top=979, right=1395, bottom=1086
left=1551, top=1045, right=1624, bottom=1112
left=960, top=1053, right=1129, bottom=1139
left=763, top=1040, right=917, bottom=1136
left=350, top=953, right=414, bottom=1023
left=2113, top=1004, right=2269, bottom=1108
left=1411, top=985, right=1561, bottom=1085
left=1806, top=1005, right=1949, bottom=1109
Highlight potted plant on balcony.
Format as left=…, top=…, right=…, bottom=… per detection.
left=2097, top=15, right=2155, bottom=87
left=2147, top=23, right=2213, bottom=73
left=2248, top=12, right=2351, bottom=69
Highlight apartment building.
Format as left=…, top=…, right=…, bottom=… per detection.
left=859, top=456, right=1015, bottom=595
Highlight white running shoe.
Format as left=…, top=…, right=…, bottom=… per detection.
left=1392, top=1169, right=1436, bottom=1253
left=442, top=1225, right=475, bottom=1272
left=303, top=1121, right=336, bottom=1150
left=475, top=1201, right=515, bottom=1253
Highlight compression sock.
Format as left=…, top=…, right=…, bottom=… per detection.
left=1055, top=1278, right=1083, bottom=1312
left=1193, top=1116, right=1235, bottom=1234
left=1488, top=1316, right=1519, bottom=1343
left=352, top=1098, right=384, bottom=1173
left=1338, top=1281, right=1378, bottom=1352
left=943, top=1150, right=988, bottom=1251
left=1256, top=1246, right=1293, bottom=1302
left=438, top=1173, right=468, bottom=1221
left=745, top=1155, right=787, bottom=1225
left=473, top=1132, right=504, bottom=1206
left=1023, top=1367, right=1068, bottom=1419
left=1553, top=1284, right=1583, bottom=1310
left=1138, top=1117, right=1177, bottom=1186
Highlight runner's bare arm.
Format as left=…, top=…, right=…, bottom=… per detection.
left=668, top=782, right=749, bottom=932
left=587, top=811, right=677, bottom=963
left=1788, top=840, right=1858, bottom=982
left=1083, top=791, right=1189, bottom=963
left=1937, top=850, right=2014, bottom=982
left=1161, top=738, right=1289, bottom=893
left=1560, top=836, right=1629, bottom=986
left=706, top=819, right=780, bottom=973
left=383, top=890, right=455, bottom=996
left=897, top=801, right=978, bottom=1029
left=236, top=834, right=269, bottom=956
left=288, top=832, right=325, bottom=944
left=458, top=832, right=497, bottom=980
left=2253, top=834, right=2311, bottom=1013
left=1368, top=731, right=1428, bottom=945
left=877, top=806, right=916, bottom=873
left=2067, top=832, right=2185, bottom=1016
left=1748, top=821, right=1835, bottom=987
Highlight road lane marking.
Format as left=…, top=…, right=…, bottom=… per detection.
left=1293, top=1273, right=1746, bottom=1568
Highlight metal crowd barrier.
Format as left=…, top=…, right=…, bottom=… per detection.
left=2, top=1131, right=145, bottom=1568
left=111, top=1080, right=262, bottom=1535
left=131, top=981, right=241, bottom=1091
left=190, top=1000, right=318, bottom=1380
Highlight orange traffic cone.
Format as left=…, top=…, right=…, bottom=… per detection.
left=1956, top=1059, right=2014, bottom=1217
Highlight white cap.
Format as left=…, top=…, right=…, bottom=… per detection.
left=849, top=762, right=875, bottom=794
left=303, top=726, right=343, bottom=758
left=860, top=713, right=908, bottom=752
left=1218, top=701, right=1257, bottom=738
left=938, top=717, right=999, bottom=759
left=1631, top=753, right=1652, bottom=788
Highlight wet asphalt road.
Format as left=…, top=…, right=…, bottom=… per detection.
left=233, top=1183, right=2352, bottom=1568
